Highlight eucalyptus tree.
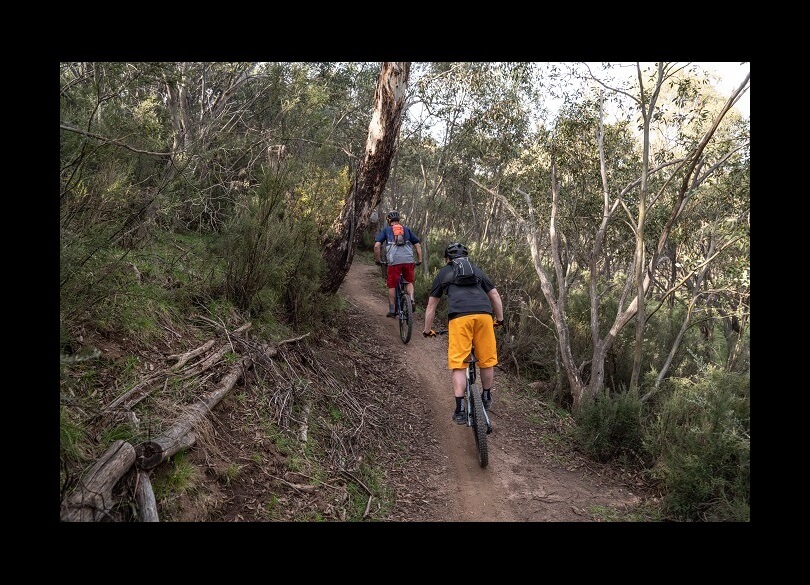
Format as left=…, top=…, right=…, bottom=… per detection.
left=320, top=62, right=411, bottom=294
left=495, top=62, right=750, bottom=409
left=60, top=61, right=382, bottom=318
left=60, top=62, right=179, bottom=318
left=391, top=62, right=487, bottom=268
left=395, top=62, right=538, bottom=268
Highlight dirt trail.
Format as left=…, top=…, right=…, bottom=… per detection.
left=340, top=260, right=648, bottom=522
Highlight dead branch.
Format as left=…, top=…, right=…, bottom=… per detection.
left=102, top=372, right=166, bottom=414
left=61, top=440, right=136, bottom=522
left=339, top=469, right=372, bottom=495
left=277, top=332, right=311, bottom=347
left=299, top=401, right=311, bottom=444
left=259, top=469, right=317, bottom=494
left=135, top=357, right=251, bottom=469
left=167, top=340, right=216, bottom=370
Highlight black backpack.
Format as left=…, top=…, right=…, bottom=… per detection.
left=451, top=257, right=480, bottom=286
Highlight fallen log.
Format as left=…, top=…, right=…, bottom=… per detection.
left=135, top=469, right=160, bottom=522
left=135, top=357, right=251, bottom=469
left=60, top=440, right=136, bottom=522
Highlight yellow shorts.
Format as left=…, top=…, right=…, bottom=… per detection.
left=447, top=314, right=498, bottom=370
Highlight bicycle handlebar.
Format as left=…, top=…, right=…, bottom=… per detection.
left=377, top=260, right=421, bottom=266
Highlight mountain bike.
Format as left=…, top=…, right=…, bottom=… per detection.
left=433, top=329, right=491, bottom=468
left=378, top=260, right=418, bottom=344
left=394, top=272, right=413, bottom=343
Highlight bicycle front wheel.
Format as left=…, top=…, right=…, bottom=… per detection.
left=469, top=383, right=489, bottom=468
left=399, top=292, right=412, bottom=344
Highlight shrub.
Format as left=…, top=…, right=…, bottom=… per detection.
left=645, top=367, right=749, bottom=521
left=574, top=388, right=644, bottom=463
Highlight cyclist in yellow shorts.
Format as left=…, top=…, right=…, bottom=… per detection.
left=423, top=242, right=504, bottom=424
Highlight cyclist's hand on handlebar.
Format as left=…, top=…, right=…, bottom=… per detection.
left=494, top=319, right=504, bottom=329
left=423, top=329, right=436, bottom=338
left=415, top=260, right=422, bottom=266
left=375, top=260, right=383, bottom=265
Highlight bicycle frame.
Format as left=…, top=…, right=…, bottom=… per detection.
left=464, top=347, right=491, bottom=433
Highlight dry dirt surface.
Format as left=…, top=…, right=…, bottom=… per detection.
left=166, top=259, right=657, bottom=522
left=332, top=260, right=653, bottom=522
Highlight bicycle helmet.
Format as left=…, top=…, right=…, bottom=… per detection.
left=386, top=210, right=401, bottom=222
left=444, top=242, right=468, bottom=259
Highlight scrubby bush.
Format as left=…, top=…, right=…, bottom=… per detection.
left=644, top=367, right=750, bottom=521
left=574, top=388, right=644, bottom=464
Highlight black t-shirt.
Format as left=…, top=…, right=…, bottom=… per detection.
left=428, top=260, right=495, bottom=319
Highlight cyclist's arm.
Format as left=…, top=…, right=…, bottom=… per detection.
left=413, top=242, right=423, bottom=264
left=422, top=295, right=440, bottom=335
left=373, top=241, right=382, bottom=263
left=487, top=288, right=504, bottom=323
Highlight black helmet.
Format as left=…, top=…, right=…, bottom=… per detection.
left=444, top=242, right=468, bottom=259
left=386, top=210, right=400, bottom=222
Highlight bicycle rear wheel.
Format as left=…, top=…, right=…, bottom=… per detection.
left=469, top=383, right=488, bottom=467
left=399, top=289, right=412, bottom=343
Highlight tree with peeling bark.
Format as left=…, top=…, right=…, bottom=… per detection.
left=320, top=62, right=411, bottom=294
left=494, top=63, right=750, bottom=410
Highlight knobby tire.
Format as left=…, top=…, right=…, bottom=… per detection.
left=469, top=382, right=489, bottom=468
left=399, top=288, right=412, bottom=344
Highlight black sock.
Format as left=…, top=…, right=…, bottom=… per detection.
left=455, top=396, right=463, bottom=413
left=389, top=305, right=395, bottom=313
left=482, top=388, right=491, bottom=400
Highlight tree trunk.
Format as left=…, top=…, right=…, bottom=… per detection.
left=629, top=63, right=663, bottom=393
left=321, top=62, right=410, bottom=294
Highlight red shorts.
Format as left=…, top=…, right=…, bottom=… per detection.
left=387, top=263, right=415, bottom=288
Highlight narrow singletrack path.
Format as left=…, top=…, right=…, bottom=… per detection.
left=340, top=260, right=647, bottom=522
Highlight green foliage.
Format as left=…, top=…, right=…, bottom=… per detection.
left=152, top=451, right=200, bottom=501
left=210, top=169, right=333, bottom=327
left=343, top=462, right=392, bottom=522
left=645, top=367, right=749, bottom=521
left=221, top=463, right=242, bottom=486
left=99, top=422, right=138, bottom=445
left=265, top=424, right=295, bottom=458
left=588, top=502, right=663, bottom=522
left=574, top=388, right=644, bottom=463
left=262, top=494, right=283, bottom=520
left=58, top=61, right=750, bottom=522
left=59, top=406, right=88, bottom=469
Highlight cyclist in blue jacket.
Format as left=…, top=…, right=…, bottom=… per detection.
left=374, top=210, right=423, bottom=317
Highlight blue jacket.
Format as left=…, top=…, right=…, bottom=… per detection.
left=375, top=225, right=420, bottom=265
